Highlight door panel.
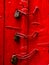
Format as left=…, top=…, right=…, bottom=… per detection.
left=28, top=0, right=48, bottom=65
left=29, top=0, right=49, bottom=43
left=5, top=0, right=28, bottom=65
left=4, top=0, right=49, bottom=65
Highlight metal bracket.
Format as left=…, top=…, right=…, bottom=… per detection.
left=5, top=26, right=20, bottom=30
left=33, top=6, right=39, bottom=14
left=14, top=32, right=39, bottom=40
left=18, top=0, right=28, bottom=15
left=16, top=48, right=39, bottom=59
left=32, top=22, right=40, bottom=25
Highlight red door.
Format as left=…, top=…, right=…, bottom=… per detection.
left=0, top=0, right=49, bottom=65
left=28, top=0, right=48, bottom=65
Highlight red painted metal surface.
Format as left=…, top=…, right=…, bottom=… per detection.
left=0, top=0, right=4, bottom=65
left=0, top=0, right=49, bottom=65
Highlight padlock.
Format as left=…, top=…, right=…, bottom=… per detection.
left=14, top=10, right=20, bottom=18
left=11, top=55, right=18, bottom=64
left=14, top=33, right=20, bottom=43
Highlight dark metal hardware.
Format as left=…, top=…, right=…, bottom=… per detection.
left=14, top=33, right=20, bottom=43
left=11, top=55, right=18, bottom=64
left=14, top=10, right=20, bottom=18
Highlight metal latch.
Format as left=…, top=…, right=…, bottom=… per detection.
left=14, top=32, right=39, bottom=42
left=15, top=49, right=39, bottom=59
